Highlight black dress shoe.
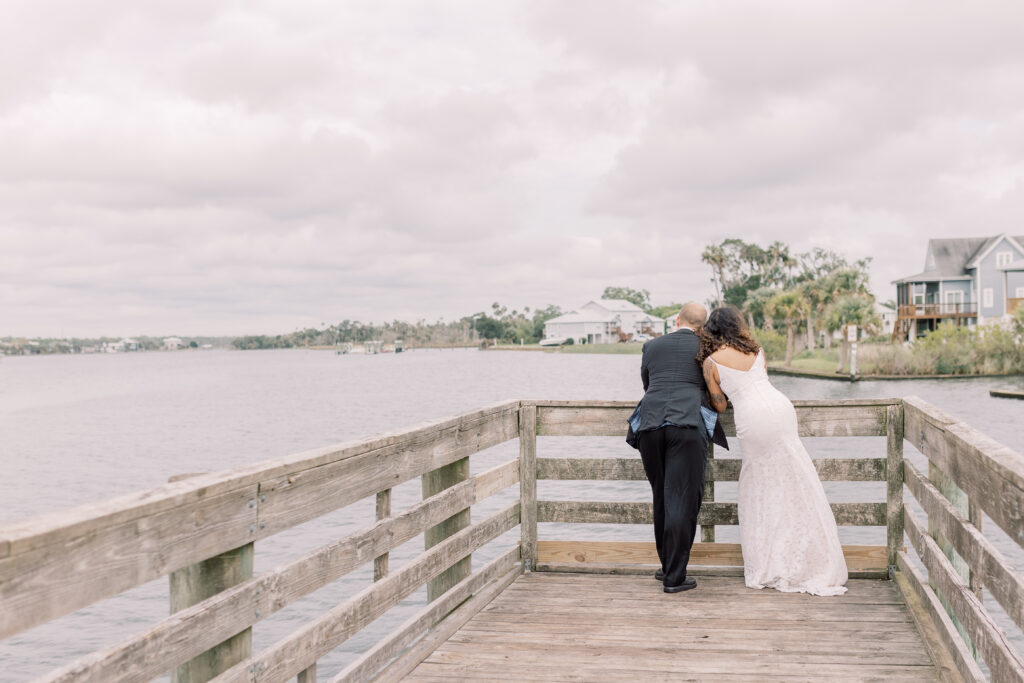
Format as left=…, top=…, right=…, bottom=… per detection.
left=664, top=577, right=697, bottom=593
left=654, top=569, right=665, bottom=581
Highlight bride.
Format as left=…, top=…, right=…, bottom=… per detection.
left=699, top=306, right=847, bottom=596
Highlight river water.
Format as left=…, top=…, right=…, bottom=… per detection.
left=1, top=349, right=1022, bottom=680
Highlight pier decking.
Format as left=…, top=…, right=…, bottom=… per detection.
left=405, top=572, right=939, bottom=682
left=2, top=398, right=1023, bottom=682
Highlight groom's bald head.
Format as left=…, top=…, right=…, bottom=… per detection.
left=678, top=302, right=707, bottom=328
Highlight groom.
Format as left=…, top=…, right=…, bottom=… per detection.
left=637, top=302, right=728, bottom=593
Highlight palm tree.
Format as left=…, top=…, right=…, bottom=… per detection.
left=824, top=294, right=881, bottom=373
left=701, top=244, right=727, bottom=307
left=765, top=289, right=810, bottom=367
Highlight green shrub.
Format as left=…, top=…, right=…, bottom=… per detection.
left=750, top=328, right=786, bottom=361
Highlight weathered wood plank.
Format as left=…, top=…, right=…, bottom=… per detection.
left=0, top=401, right=521, bottom=558
left=536, top=457, right=886, bottom=482
left=887, top=404, right=905, bottom=570
left=210, top=503, right=520, bottom=683
left=422, top=457, right=471, bottom=603
left=40, top=467, right=503, bottom=683
left=904, top=507, right=1024, bottom=681
left=905, top=460, right=1024, bottom=635
left=903, top=395, right=1024, bottom=549
left=257, top=405, right=519, bottom=539
left=374, top=488, right=391, bottom=581
left=535, top=401, right=890, bottom=437
left=369, top=565, right=523, bottom=683
left=894, top=554, right=984, bottom=682
left=475, top=458, right=520, bottom=501
left=535, top=540, right=888, bottom=570
left=169, top=543, right=254, bottom=683
left=0, top=484, right=258, bottom=640
left=537, top=500, right=887, bottom=526
left=702, top=442, right=716, bottom=542
left=330, top=545, right=521, bottom=683
left=518, top=404, right=538, bottom=570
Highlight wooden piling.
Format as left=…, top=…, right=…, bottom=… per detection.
left=374, top=489, right=392, bottom=581
left=169, top=543, right=254, bottom=683
left=519, top=403, right=538, bottom=570
left=701, top=442, right=716, bottom=543
left=885, top=404, right=904, bottom=570
left=423, top=459, right=472, bottom=601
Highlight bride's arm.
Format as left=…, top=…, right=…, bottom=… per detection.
left=702, top=357, right=728, bottom=414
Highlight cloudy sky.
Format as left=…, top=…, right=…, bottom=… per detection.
left=4, top=1, right=1024, bottom=337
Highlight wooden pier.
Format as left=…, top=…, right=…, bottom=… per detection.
left=2, top=398, right=1023, bottom=681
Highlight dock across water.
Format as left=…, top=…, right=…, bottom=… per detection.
left=1, top=398, right=1022, bottom=681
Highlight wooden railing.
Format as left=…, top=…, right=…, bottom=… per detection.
left=898, top=303, right=979, bottom=318
left=2, top=397, right=1022, bottom=681
left=527, top=398, right=904, bottom=578
left=1008, top=298, right=1022, bottom=315
left=898, top=397, right=1024, bottom=682
left=0, top=401, right=525, bottom=683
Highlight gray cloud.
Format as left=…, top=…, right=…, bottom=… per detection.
left=2, top=1, right=1023, bottom=336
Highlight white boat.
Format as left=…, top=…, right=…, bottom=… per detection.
left=538, top=337, right=570, bottom=347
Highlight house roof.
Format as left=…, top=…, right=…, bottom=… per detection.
left=586, top=298, right=645, bottom=313
left=893, top=234, right=1024, bottom=283
left=965, top=233, right=1024, bottom=268
left=545, top=310, right=618, bottom=325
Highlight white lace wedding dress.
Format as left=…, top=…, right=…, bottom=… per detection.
left=710, top=349, right=848, bottom=596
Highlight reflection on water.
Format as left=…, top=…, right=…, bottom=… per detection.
left=0, top=349, right=1021, bottom=680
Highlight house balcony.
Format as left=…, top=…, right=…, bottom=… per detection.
left=1009, top=298, right=1023, bottom=315
left=896, top=302, right=978, bottom=319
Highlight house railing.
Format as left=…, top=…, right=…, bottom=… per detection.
left=898, top=303, right=979, bottom=318
left=1008, top=298, right=1023, bottom=315
left=2, top=397, right=1023, bottom=681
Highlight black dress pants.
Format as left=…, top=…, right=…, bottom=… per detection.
left=638, top=425, right=707, bottom=588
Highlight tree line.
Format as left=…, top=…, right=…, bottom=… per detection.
left=700, top=239, right=880, bottom=367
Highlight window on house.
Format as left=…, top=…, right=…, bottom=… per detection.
left=996, top=251, right=1014, bottom=268
left=912, top=284, right=925, bottom=305
left=1016, top=287, right=1024, bottom=298
left=945, top=291, right=963, bottom=305
left=983, top=288, right=994, bottom=308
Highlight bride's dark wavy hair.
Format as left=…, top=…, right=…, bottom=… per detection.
left=697, top=305, right=761, bottom=363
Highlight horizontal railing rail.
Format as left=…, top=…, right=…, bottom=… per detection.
left=897, top=303, right=979, bottom=317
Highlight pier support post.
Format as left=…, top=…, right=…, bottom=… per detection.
left=519, top=403, right=538, bottom=570
left=169, top=543, right=254, bottom=683
left=701, top=442, right=716, bottom=543
left=374, top=489, right=392, bottom=581
left=886, top=404, right=904, bottom=570
left=422, top=459, right=471, bottom=602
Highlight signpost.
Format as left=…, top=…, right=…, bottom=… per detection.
left=847, top=324, right=858, bottom=380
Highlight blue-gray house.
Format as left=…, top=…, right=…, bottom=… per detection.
left=892, top=233, right=1024, bottom=340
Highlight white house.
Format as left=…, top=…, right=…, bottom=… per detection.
left=163, top=337, right=183, bottom=350
left=875, top=303, right=896, bottom=337
left=543, top=299, right=664, bottom=344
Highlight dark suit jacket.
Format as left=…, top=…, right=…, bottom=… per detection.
left=639, top=329, right=729, bottom=450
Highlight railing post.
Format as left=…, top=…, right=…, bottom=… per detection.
left=422, top=459, right=471, bottom=602
left=297, top=663, right=317, bottom=683
left=701, top=442, right=716, bottom=543
left=886, top=404, right=904, bottom=572
left=519, top=402, right=538, bottom=571
left=169, top=543, right=254, bottom=683
left=166, top=472, right=254, bottom=683
left=374, top=489, right=392, bottom=581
